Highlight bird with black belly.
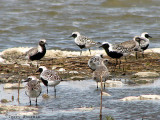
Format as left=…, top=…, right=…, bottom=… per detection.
left=70, top=32, right=100, bottom=55
left=36, top=66, right=62, bottom=96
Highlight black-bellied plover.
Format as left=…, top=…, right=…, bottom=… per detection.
left=138, top=32, right=152, bottom=58
left=36, top=66, right=62, bottom=95
left=100, top=36, right=141, bottom=65
left=20, top=39, right=47, bottom=67
left=23, top=76, right=42, bottom=106
left=92, top=59, right=110, bottom=89
left=70, top=31, right=100, bottom=55
left=140, top=32, right=152, bottom=50
left=25, top=39, right=47, bottom=61
left=100, top=42, right=123, bottom=65
left=88, top=54, right=108, bottom=71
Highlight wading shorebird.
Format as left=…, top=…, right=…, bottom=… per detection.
left=136, top=32, right=152, bottom=58
left=37, top=66, right=62, bottom=95
left=88, top=54, right=109, bottom=71
left=93, top=59, right=110, bottom=89
left=70, top=32, right=100, bottom=55
left=100, top=36, right=142, bottom=66
left=23, top=76, right=42, bottom=106
left=25, top=39, right=47, bottom=61
left=20, top=39, right=47, bottom=67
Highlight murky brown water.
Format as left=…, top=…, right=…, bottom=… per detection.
left=0, top=0, right=160, bottom=51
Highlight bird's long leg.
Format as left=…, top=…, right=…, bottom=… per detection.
left=125, top=57, right=127, bottom=62
left=113, top=65, right=116, bottom=72
left=119, top=63, right=121, bottom=69
left=114, top=59, right=117, bottom=71
left=36, top=60, right=39, bottom=68
left=116, top=59, right=118, bottom=65
left=37, top=60, right=41, bottom=68
left=80, top=49, right=82, bottom=56
left=142, top=51, right=144, bottom=58
left=47, top=86, right=48, bottom=94
left=104, top=81, right=106, bottom=89
left=118, top=59, right=121, bottom=69
left=135, top=52, right=138, bottom=59
left=54, top=87, right=56, bottom=93
left=54, top=87, right=56, bottom=98
left=122, top=64, right=125, bottom=72
left=29, top=98, right=31, bottom=106
left=88, top=49, right=91, bottom=55
left=36, top=98, right=38, bottom=106
left=97, top=82, right=98, bottom=89
left=28, top=60, right=33, bottom=67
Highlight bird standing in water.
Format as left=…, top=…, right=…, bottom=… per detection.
left=37, top=66, right=62, bottom=96
left=23, top=76, right=42, bottom=106
left=92, top=59, right=110, bottom=89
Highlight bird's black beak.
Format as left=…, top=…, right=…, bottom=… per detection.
left=146, top=34, right=152, bottom=38
left=100, top=54, right=104, bottom=58
left=99, top=45, right=103, bottom=48
left=36, top=68, right=43, bottom=73
left=69, top=35, right=73, bottom=38
left=22, top=78, right=29, bottom=82
left=107, top=61, right=112, bottom=65
left=36, top=69, right=40, bottom=73
left=148, top=35, right=152, bottom=38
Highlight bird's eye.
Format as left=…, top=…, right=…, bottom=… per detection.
left=72, top=34, right=77, bottom=38
left=39, top=68, right=43, bottom=72
left=145, top=34, right=149, bottom=38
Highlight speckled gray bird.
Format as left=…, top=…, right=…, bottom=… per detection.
left=100, top=36, right=142, bottom=64
left=37, top=66, right=62, bottom=94
left=92, top=59, right=110, bottom=89
left=140, top=32, right=152, bottom=51
left=23, top=76, right=42, bottom=106
left=88, top=54, right=108, bottom=71
left=71, top=32, right=100, bottom=55
left=137, top=32, right=152, bottom=58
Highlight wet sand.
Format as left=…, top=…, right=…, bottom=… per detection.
left=0, top=48, right=160, bottom=83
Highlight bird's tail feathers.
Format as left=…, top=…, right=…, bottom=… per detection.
left=18, top=53, right=28, bottom=60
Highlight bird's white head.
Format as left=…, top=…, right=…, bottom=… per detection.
left=28, top=76, right=37, bottom=80
left=22, top=76, right=38, bottom=82
left=37, top=66, right=48, bottom=73
left=39, top=39, right=47, bottom=46
left=71, top=32, right=81, bottom=38
left=102, top=42, right=110, bottom=45
left=100, top=42, right=111, bottom=48
left=141, top=32, right=152, bottom=38
left=101, top=42, right=113, bottom=51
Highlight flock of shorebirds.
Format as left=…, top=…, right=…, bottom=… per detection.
left=20, top=31, right=152, bottom=105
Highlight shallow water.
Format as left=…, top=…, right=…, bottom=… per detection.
left=0, top=0, right=160, bottom=51
left=1, top=79, right=160, bottom=120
